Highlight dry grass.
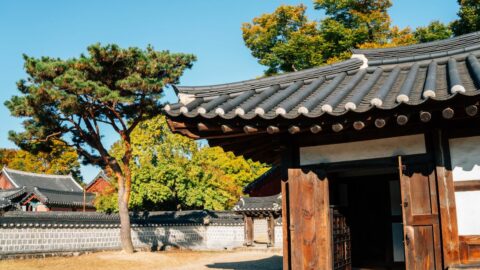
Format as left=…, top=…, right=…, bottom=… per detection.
left=0, top=250, right=282, bottom=270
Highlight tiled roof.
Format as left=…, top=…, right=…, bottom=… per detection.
left=0, top=188, right=28, bottom=209
left=0, top=187, right=27, bottom=201
left=0, top=210, right=243, bottom=227
left=233, top=194, right=282, bottom=214
left=1, top=167, right=82, bottom=192
left=165, top=32, right=480, bottom=121
left=0, top=186, right=95, bottom=208
left=28, top=187, right=96, bottom=208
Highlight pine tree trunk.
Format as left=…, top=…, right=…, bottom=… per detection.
left=113, top=167, right=134, bottom=253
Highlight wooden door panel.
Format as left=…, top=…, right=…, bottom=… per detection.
left=399, top=157, right=443, bottom=270
left=288, top=168, right=332, bottom=270
left=405, top=225, right=441, bottom=269
left=410, top=174, right=433, bottom=215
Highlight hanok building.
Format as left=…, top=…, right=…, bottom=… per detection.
left=85, top=171, right=112, bottom=194
left=0, top=167, right=95, bottom=212
left=233, top=194, right=282, bottom=247
left=165, top=32, right=480, bottom=269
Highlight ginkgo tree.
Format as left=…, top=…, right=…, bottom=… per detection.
left=5, top=44, right=196, bottom=253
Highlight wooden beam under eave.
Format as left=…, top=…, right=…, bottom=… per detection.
left=244, top=125, right=259, bottom=134
left=332, top=123, right=343, bottom=133
left=171, top=128, right=200, bottom=139
left=288, top=125, right=301, bottom=134
left=396, top=114, right=409, bottom=126
left=353, top=121, right=365, bottom=131
left=221, top=124, right=237, bottom=133
left=197, top=122, right=209, bottom=131
left=420, top=111, right=432, bottom=123
left=167, top=119, right=190, bottom=129
left=267, top=126, right=280, bottom=134
left=465, top=105, right=478, bottom=117
left=375, top=118, right=387, bottom=128
left=442, top=107, right=455, bottom=119
left=310, top=125, right=322, bottom=134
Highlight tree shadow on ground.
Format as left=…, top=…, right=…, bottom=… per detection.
left=205, top=255, right=282, bottom=270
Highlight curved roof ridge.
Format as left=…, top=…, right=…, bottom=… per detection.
left=3, top=167, right=73, bottom=179
left=174, top=58, right=363, bottom=96
left=353, top=31, right=480, bottom=63
left=34, top=186, right=91, bottom=195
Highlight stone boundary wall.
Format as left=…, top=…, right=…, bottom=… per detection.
left=0, top=211, right=282, bottom=258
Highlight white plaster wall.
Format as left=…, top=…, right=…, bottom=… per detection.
left=449, top=136, right=480, bottom=181
left=455, top=191, right=480, bottom=235
left=300, top=134, right=426, bottom=165
left=253, top=218, right=268, bottom=243
left=449, top=136, right=480, bottom=235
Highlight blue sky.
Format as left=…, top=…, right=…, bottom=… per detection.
left=0, top=0, right=460, bottom=182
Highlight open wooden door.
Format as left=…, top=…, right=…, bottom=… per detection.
left=287, top=168, right=333, bottom=269
left=398, top=156, right=443, bottom=270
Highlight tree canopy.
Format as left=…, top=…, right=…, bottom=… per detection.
left=452, top=0, right=480, bottom=36
left=242, top=0, right=478, bottom=75
left=414, top=21, right=453, bottom=43
left=96, top=115, right=269, bottom=213
left=242, top=1, right=418, bottom=74
left=242, top=5, right=324, bottom=75
left=5, top=43, right=196, bottom=252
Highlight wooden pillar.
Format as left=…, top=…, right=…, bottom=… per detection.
left=244, top=216, right=254, bottom=246
left=288, top=168, right=332, bottom=270
left=282, top=179, right=291, bottom=270
left=267, top=215, right=275, bottom=247
left=431, top=130, right=461, bottom=267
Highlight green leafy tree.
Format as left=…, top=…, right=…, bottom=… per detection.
left=242, top=5, right=324, bottom=75
left=5, top=44, right=195, bottom=252
left=414, top=21, right=453, bottom=43
left=2, top=141, right=82, bottom=182
left=100, top=115, right=269, bottom=212
left=315, top=0, right=393, bottom=46
left=451, top=0, right=480, bottom=36
left=242, top=1, right=416, bottom=75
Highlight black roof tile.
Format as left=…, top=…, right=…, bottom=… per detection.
left=0, top=210, right=243, bottom=226
left=29, top=187, right=96, bottom=207
left=2, top=167, right=82, bottom=192
left=164, top=32, right=480, bottom=122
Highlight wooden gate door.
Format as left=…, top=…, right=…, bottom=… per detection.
left=398, top=157, right=443, bottom=270
left=287, top=168, right=332, bottom=270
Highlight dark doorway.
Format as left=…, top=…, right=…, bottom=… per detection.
left=330, top=171, right=406, bottom=270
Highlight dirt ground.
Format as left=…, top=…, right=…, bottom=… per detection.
left=0, top=250, right=283, bottom=270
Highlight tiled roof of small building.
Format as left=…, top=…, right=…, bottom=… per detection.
left=165, top=32, right=480, bottom=121
left=0, top=187, right=27, bottom=201
left=27, top=187, right=96, bottom=208
left=1, top=167, right=82, bottom=192
left=85, top=170, right=110, bottom=190
left=0, top=186, right=96, bottom=209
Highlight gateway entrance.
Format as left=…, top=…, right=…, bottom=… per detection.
left=330, top=171, right=405, bottom=270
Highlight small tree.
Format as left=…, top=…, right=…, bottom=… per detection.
left=5, top=44, right=196, bottom=252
